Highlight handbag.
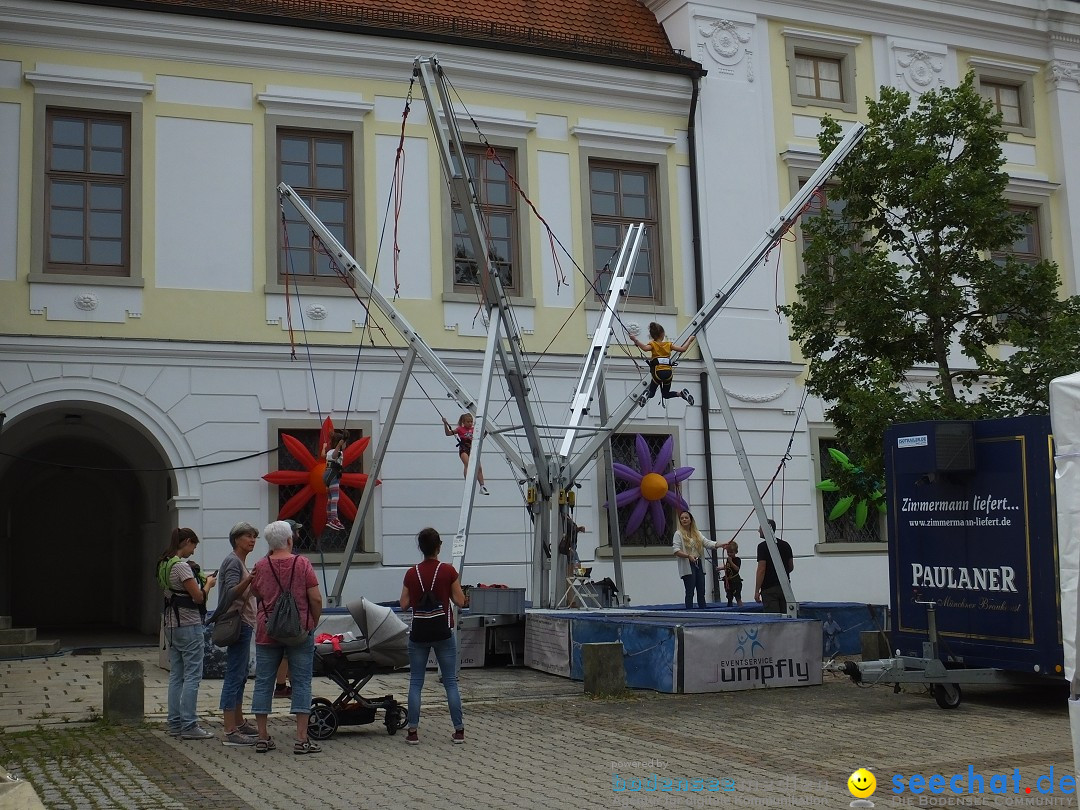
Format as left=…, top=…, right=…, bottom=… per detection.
left=211, top=604, right=243, bottom=647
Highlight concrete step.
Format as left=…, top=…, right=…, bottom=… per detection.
left=0, top=639, right=61, bottom=659
left=0, top=616, right=11, bottom=630
left=0, top=627, right=36, bottom=644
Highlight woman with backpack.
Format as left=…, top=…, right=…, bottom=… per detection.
left=249, top=520, right=323, bottom=754
left=399, top=527, right=468, bottom=745
left=157, top=527, right=217, bottom=740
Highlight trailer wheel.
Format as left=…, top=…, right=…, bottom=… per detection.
left=933, top=683, right=962, bottom=709
left=308, top=697, right=339, bottom=739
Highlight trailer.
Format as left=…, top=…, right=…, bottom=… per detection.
left=838, top=415, right=1065, bottom=707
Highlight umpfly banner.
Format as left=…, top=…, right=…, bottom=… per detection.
left=681, top=618, right=822, bottom=693
left=885, top=415, right=1062, bottom=674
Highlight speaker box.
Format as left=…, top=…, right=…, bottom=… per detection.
left=935, top=421, right=975, bottom=472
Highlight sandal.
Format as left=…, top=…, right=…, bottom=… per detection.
left=255, top=737, right=276, bottom=754
left=294, top=739, right=322, bottom=755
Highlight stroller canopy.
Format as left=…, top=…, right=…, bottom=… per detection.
left=346, top=597, right=409, bottom=666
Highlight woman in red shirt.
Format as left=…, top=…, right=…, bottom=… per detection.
left=399, top=527, right=468, bottom=745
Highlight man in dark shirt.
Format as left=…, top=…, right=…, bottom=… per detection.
left=754, top=518, right=794, bottom=614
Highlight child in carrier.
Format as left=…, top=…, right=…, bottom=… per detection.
left=628, top=322, right=696, bottom=407
left=323, top=429, right=348, bottom=531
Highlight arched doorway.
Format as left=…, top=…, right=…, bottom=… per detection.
left=0, top=403, right=174, bottom=641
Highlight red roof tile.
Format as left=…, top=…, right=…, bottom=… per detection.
left=102, top=0, right=701, bottom=71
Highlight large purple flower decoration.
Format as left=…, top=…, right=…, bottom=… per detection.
left=611, top=434, right=694, bottom=536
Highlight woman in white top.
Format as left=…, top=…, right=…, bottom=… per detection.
left=672, top=510, right=719, bottom=609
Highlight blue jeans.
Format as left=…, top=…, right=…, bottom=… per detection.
left=682, top=562, right=706, bottom=609
left=218, top=623, right=253, bottom=711
left=407, top=635, right=463, bottom=731
left=251, top=633, right=314, bottom=716
left=167, top=623, right=205, bottom=732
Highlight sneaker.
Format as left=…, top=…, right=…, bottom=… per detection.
left=274, top=684, right=292, bottom=699
left=180, top=726, right=214, bottom=741
left=294, top=739, right=322, bottom=755
left=326, top=519, right=346, bottom=531
left=479, top=485, right=490, bottom=496
left=167, top=726, right=181, bottom=737
left=405, top=729, right=419, bottom=745
left=222, top=731, right=257, bottom=747
left=235, top=721, right=258, bottom=736
left=681, top=389, right=695, bottom=406
left=452, top=729, right=465, bottom=744
left=255, top=737, right=276, bottom=754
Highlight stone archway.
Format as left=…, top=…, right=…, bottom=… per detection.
left=0, top=404, right=174, bottom=638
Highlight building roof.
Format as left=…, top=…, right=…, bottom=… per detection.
left=96, top=0, right=703, bottom=74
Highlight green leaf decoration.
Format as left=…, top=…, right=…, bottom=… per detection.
left=827, top=448, right=854, bottom=469
left=828, top=495, right=855, bottom=520
left=876, top=500, right=888, bottom=514
left=854, top=499, right=869, bottom=529
left=816, top=479, right=840, bottom=492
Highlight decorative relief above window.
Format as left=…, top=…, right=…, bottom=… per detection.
left=697, top=18, right=754, bottom=82
left=894, top=48, right=945, bottom=98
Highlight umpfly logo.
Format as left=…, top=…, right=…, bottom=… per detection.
left=717, top=632, right=811, bottom=686
left=891, top=766, right=1076, bottom=801
left=734, top=628, right=764, bottom=657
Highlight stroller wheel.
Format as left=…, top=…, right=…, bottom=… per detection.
left=384, top=704, right=407, bottom=735
left=308, top=697, right=338, bottom=740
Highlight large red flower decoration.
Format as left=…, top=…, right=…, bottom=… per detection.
left=262, top=416, right=379, bottom=535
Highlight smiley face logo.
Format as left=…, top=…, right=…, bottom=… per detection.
left=848, top=768, right=876, bottom=798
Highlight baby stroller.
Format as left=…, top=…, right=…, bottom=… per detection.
left=308, top=597, right=410, bottom=740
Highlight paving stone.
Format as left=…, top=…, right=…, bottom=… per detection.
left=0, top=649, right=1074, bottom=808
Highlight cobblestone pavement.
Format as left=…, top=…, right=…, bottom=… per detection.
left=0, top=647, right=1074, bottom=809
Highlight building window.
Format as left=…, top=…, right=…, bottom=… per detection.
left=992, top=205, right=1041, bottom=266
left=992, top=205, right=1043, bottom=325
left=815, top=435, right=882, bottom=544
left=795, top=54, right=843, bottom=103
left=278, top=130, right=353, bottom=282
left=452, top=145, right=519, bottom=294
left=590, top=161, right=660, bottom=302
left=271, top=426, right=367, bottom=554
left=610, top=431, right=681, bottom=547
left=980, top=80, right=1023, bottom=127
left=784, top=34, right=858, bottom=115
left=792, top=173, right=848, bottom=284
left=44, top=109, right=130, bottom=276
left=971, top=64, right=1036, bottom=138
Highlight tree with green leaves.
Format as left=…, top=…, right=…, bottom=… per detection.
left=782, top=73, right=1080, bottom=492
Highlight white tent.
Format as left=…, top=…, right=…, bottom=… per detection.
left=1048, top=372, right=1080, bottom=774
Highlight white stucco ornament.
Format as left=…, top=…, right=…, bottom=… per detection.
left=896, top=49, right=943, bottom=96
left=74, top=292, right=99, bottom=311
left=306, top=303, right=328, bottom=320
left=698, top=19, right=754, bottom=81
